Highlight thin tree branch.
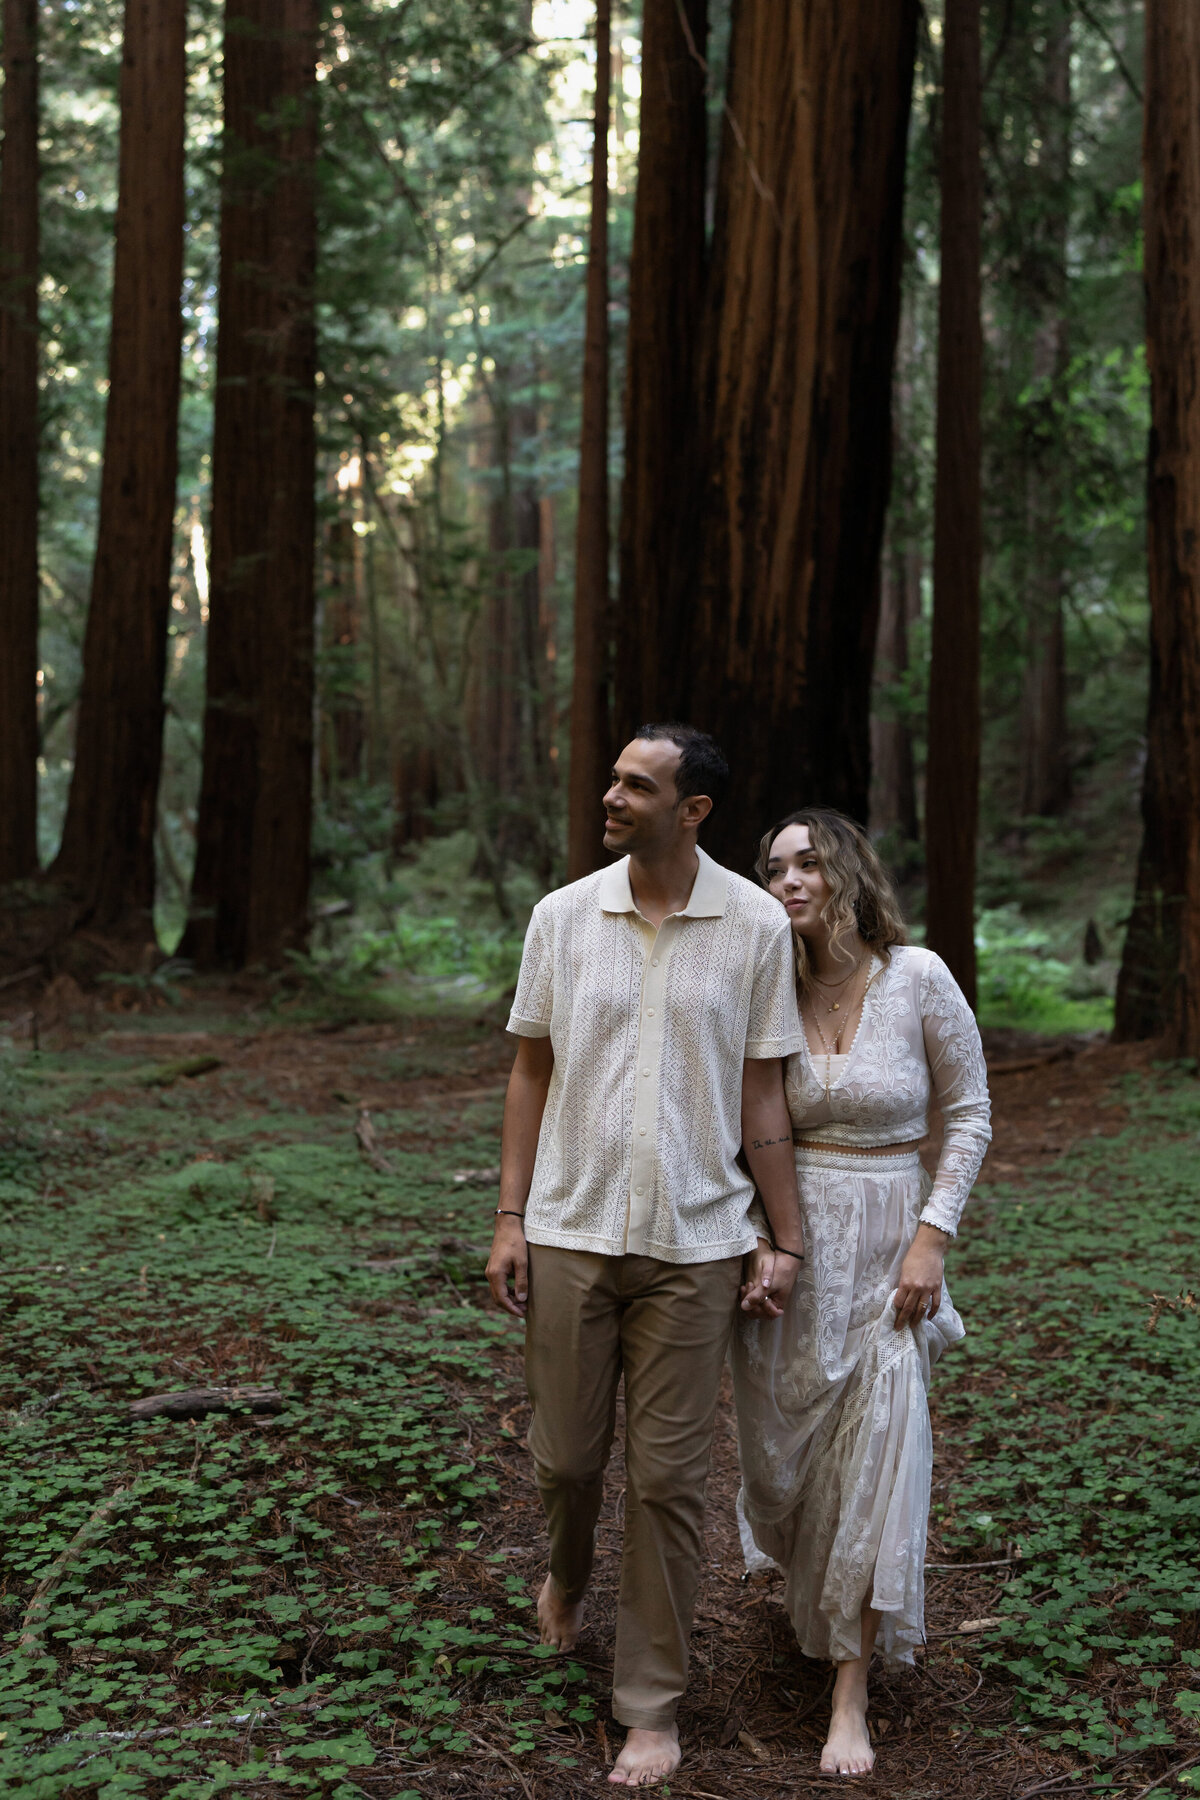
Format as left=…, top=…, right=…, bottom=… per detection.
left=1071, top=0, right=1142, bottom=102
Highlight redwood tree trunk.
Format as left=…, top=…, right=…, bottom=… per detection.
left=870, top=529, right=920, bottom=846
left=614, top=0, right=707, bottom=739
left=566, top=0, right=612, bottom=882
left=679, top=0, right=918, bottom=872
left=1114, top=0, right=1200, bottom=1054
left=51, top=0, right=186, bottom=941
left=924, top=0, right=983, bottom=1007
left=1017, top=0, right=1071, bottom=820
left=183, top=0, right=318, bottom=969
left=0, top=0, right=39, bottom=883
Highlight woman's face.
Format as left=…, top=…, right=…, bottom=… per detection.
left=764, top=824, right=832, bottom=939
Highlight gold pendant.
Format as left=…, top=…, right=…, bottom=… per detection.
left=831, top=1001, right=839, bottom=1011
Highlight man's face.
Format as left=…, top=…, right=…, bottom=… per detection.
left=602, top=739, right=685, bottom=856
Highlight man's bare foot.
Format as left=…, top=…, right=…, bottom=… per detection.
left=536, top=1574, right=584, bottom=1651
left=608, top=1727, right=681, bottom=1787
left=820, top=1701, right=875, bottom=1776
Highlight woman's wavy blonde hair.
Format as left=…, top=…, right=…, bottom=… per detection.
left=754, top=806, right=908, bottom=993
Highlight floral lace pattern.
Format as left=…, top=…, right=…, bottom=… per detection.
left=783, top=945, right=991, bottom=1237
left=731, top=951, right=990, bottom=1667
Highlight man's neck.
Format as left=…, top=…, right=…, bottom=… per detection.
left=627, top=841, right=701, bottom=930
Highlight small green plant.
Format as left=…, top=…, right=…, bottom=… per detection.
left=974, top=907, right=1114, bottom=1031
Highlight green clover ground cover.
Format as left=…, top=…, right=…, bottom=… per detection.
left=938, top=1067, right=1200, bottom=1789
left=0, top=1037, right=591, bottom=1799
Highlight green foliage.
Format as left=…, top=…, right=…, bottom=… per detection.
left=939, top=1068, right=1200, bottom=1768
left=974, top=907, right=1114, bottom=1032
left=0, top=1032, right=594, bottom=1796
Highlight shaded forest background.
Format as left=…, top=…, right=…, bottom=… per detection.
left=0, top=0, right=1177, bottom=1041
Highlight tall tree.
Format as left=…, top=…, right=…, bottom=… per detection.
left=183, top=0, right=319, bottom=969
left=0, top=0, right=39, bottom=884
left=614, top=0, right=707, bottom=736
left=1114, top=0, right=1200, bottom=1055
left=475, top=364, right=555, bottom=879
left=925, top=0, right=983, bottom=1006
left=1017, top=0, right=1072, bottom=819
left=50, top=0, right=186, bottom=941
left=624, top=0, right=918, bottom=871
left=566, top=0, right=612, bottom=881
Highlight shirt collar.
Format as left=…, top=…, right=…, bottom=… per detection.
left=598, top=846, right=728, bottom=920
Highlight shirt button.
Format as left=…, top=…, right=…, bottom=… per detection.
left=651, top=958, right=659, bottom=967
left=638, top=1127, right=647, bottom=1137
left=642, top=1068, right=650, bottom=1077
left=646, top=1008, right=655, bottom=1017
left=635, top=1186, right=644, bottom=1196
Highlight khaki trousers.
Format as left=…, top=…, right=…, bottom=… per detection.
left=525, top=1245, right=743, bottom=1731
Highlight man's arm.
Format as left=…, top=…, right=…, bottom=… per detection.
left=485, top=1034, right=554, bottom=1318
left=740, top=1056, right=805, bottom=1319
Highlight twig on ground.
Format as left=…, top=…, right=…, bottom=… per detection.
left=1127, top=1748, right=1200, bottom=1800
left=926, top=1556, right=1023, bottom=1569
left=19, top=1487, right=130, bottom=1652
left=355, top=1105, right=393, bottom=1173
left=470, top=1732, right=534, bottom=1800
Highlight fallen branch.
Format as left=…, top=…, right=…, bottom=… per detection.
left=126, top=1386, right=283, bottom=1423
left=0, top=964, right=41, bottom=990
left=19, top=1487, right=130, bottom=1653
left=926, top=1556, right=1023, bottom=1570
left=137, top=1055, right=222, bottom=1088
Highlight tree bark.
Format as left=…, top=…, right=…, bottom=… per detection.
left=50, top=0, right=186, bottom=943
left=925, top=0, right=983, bottom=1008
left=1017, top=0, right=1071, bottom=820
left=870, top=527, right=920, bottom=846
left=323, top=498, right=366, bottom=786
left=0, top=0, right=40, bottom=883
left=679, top=0, right=918, bottom=873
left=183, top=0, right=318, bottom=970
left=1114, top=0, right=1200, bottom=1054
left=614, top=0, right=708, bottom=738
left=566, top=0, right=612, bottom=882
left=474, top=370, right=554, bottom=877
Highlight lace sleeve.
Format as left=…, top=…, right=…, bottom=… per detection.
left=506, top=903, right=553, bottom=1036
left=918, top=953, right=991, bottom=1237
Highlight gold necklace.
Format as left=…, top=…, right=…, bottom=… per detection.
left=807, top=959, right=876, bottom=1098
left=810, top=952, right=867, bottom=1013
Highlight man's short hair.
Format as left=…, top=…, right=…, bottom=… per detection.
left=633, top=722, right=730, bottom=811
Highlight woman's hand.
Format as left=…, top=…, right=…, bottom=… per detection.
left=893, top=1223, right=949, bottom=1329
left=741, top=1236, right=802, bottom=1319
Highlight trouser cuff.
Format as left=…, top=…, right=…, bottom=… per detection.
left=611, top=1703, right=679, bottom=1732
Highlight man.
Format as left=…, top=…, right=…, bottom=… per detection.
left=485, top=723, right=806, bottom=1788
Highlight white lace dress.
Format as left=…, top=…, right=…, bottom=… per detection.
left=731, top=945, right=991, bottom=1667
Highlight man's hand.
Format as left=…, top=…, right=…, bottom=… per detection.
left=740, top=1236, right=801, bottom=1318
left=486, top=1214, right=529, bottom=1318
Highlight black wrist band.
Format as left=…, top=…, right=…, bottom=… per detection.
left=496, top=1209, right=525, bottom=1220
left=772, top=1245, right=805, bottom=1261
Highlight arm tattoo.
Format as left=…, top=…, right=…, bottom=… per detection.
left=751, top=1135, right=791, bottom=1150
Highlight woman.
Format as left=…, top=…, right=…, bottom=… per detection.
left=732, top=808, right=991, bottom=1776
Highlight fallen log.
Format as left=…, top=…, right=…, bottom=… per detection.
left=126, top=1385, right=283, bottom=1423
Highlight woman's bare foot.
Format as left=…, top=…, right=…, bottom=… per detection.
left=536, top=1574, right=584, bottom=1650
left=608, top=1727, right=681, bottom=1786
left=820, top=1700, right=875, bottom=1776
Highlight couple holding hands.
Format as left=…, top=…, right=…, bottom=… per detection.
left=485, top=722, right=991, bottom=1786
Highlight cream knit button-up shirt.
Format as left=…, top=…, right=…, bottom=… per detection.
left=507, top=847, right=805, bottom=1263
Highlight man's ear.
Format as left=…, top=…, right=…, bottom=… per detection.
left=680, top=793, right=713, bottom=830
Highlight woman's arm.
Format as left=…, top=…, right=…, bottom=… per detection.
left=916, top=954, right=992, bottom=1238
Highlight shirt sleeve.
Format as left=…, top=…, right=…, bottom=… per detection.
left=918, top=952, right=992, bottom=1237
left=506, top=902, right=554, bottom=1037
left=744, top=917, right=806, bottom=1059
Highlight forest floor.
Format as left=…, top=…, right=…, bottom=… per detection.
left=1, top=979, right=1198, bottom=1800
